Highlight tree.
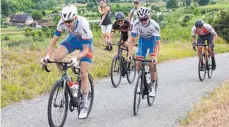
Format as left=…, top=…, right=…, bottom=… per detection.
left=213, top=10, right=229, bottom=43
left=166, top=0, right=179, bottom=9
left=87, top=2, right=95, bottom=8
left=198, top=0, right=210, bottom=6
left=32, top=11, right=43, bottom=20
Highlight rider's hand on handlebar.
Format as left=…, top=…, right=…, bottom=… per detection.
left=41, top=55, right=50, bottom=64
left=127, top=55, right=133, bottom=62
left=70, top=57, right=79, bottom=68
left=192, top=42, right=197, bottom=51
left=152, top=57, right=158, bottom=64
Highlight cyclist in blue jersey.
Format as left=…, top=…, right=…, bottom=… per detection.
left=128, top=7, right=161, bottom=97
left=41, top=5, right=92, bottom=119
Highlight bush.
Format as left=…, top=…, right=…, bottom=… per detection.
left=213, top=10, right=229, bottom=43
left=201, top=9, right=207, bottom=14
left=24, top=28, right=33, bottom=37
left=32, top=11, right=43, bottom=20
left=183, top=15, right=193, bottom=23
left=87, top=2, right=95, bottom=8
left=1, top=25, right=7, bottom=28
left=4, top=36, right=9, bottom=41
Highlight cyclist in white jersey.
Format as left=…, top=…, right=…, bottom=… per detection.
left=41, top=5, right=92, bottom=119
left=128, top=7, right=161, bottom=97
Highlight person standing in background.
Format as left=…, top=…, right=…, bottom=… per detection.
left=128, top=0, right=141, bottom=30
left=98, top=0, right=113, bottom=51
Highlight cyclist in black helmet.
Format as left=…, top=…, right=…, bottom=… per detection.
left=111, top=12, right=131, bottom=48
left=192, top=19, right=218, bottom=70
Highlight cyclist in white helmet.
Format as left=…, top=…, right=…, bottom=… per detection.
left=41, top=5, right=93, bottom=119
left=128, top=7, right=161, bottom=97
left=128, top=0, right=141, bottom=30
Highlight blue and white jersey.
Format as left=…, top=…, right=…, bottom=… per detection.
left=131, top=19, right=160, bottom=39
left=55, top=16, right=93, bottom=40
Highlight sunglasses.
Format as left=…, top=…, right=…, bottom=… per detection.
left=64, top=20, right=73, bottom=24
left=117, top=19, right=124, bottom=23
left=139, top=18, right=148, bottom=22
left=134, top=2, right=139, bottom=4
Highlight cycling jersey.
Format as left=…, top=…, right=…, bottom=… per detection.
left=131, top=19, right=160, bottom=59
left=54, top=16, right=93, bottom=63
left=192, top=23, right=216, bottom=36
left=112, top=20, right=130, bottom=42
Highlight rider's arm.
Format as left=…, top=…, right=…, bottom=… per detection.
left=152, top=22, right=161, bottom=57
left=191, top=26, right=196, bottom=43
left=206, top=24, right=218, bottom=42
left=128, top=35, right=137, bottom=56
left=78, top=18, right=92, bottom=60
left=128, top=22, right=138, bottom=56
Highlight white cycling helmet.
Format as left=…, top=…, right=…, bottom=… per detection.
left=61, top=5, right=77, bottom=21
left=137, top=7, right=150, bottom=18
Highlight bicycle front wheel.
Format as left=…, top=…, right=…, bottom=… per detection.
left=48, top=80, right=68, bottom=127
left=127, top=59, right=136, bottom=84
left=198, top=54, right=206, bottom=81
left=110, top=55, right=122, bottom=88
left=207, top=56, right=213, bottom=79
left=133, top=71, right=143, bottom=116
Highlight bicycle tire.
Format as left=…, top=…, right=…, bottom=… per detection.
left=133, top=71, right=142, bottom=116
left=147, top=78, right=158, bottom=106
left=110, top=55, right=122, bottom=88
left=127, top=59, right=136, bottom=84
left=207, top=56, right=213, bottom=79
left=198, top=54, right=206, bottom=81
left=48, top=80, right=68, bottom=127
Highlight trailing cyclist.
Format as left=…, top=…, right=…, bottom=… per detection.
left=41, top=5, right=93, bottom=119
left=192, top=20, right=217, bottom=70
left=111, top=12, right=131, bottom=77
left=111, top=12, right=131, bottom=47
left=127, top=7, right=161, bottom=97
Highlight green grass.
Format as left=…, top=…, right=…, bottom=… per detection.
left=199, top=3, right=229, bottom=9
left=178, top=80, right=229, bottom=126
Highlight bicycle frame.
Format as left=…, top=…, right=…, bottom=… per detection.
left=111, top=42, right=128, bottom=74
left=43, top=60, right=81, bottom=107
left=197, top=44, right=212, bottom=65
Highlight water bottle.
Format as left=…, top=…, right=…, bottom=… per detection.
left=69, top=81, right=79, bottom=97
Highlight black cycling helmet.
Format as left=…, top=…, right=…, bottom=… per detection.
left=115, top=12, right=125, bottom=20
left=195, top=20, right=204, bottom=28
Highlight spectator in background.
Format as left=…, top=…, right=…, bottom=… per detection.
left=98, top=0, right=113, bottom=51
left=128, top=0, right=141, bottom=30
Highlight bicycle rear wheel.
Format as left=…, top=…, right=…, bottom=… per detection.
left=133, top=71, right=143, bottom=116
left=110, top=55, right=122, bottom=88
left=207, top=56, right=213, bottom=79
left=127, top=59, right=136, bottom=84
left=147, top=78, right=158, bottom=106
left=198, top=54, right=206, bottom=81
left=48, top=80, right=68, bottom=127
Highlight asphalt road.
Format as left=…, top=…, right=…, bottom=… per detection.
left=2, top=53, right=229, bottom=127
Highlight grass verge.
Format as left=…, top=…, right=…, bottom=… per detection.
left=178, top=79, right=229, bottom=127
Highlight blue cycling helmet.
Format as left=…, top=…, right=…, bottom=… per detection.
left=115, top=12, right=125, bottom=20
left=195, top=20, right=204, bottom=28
